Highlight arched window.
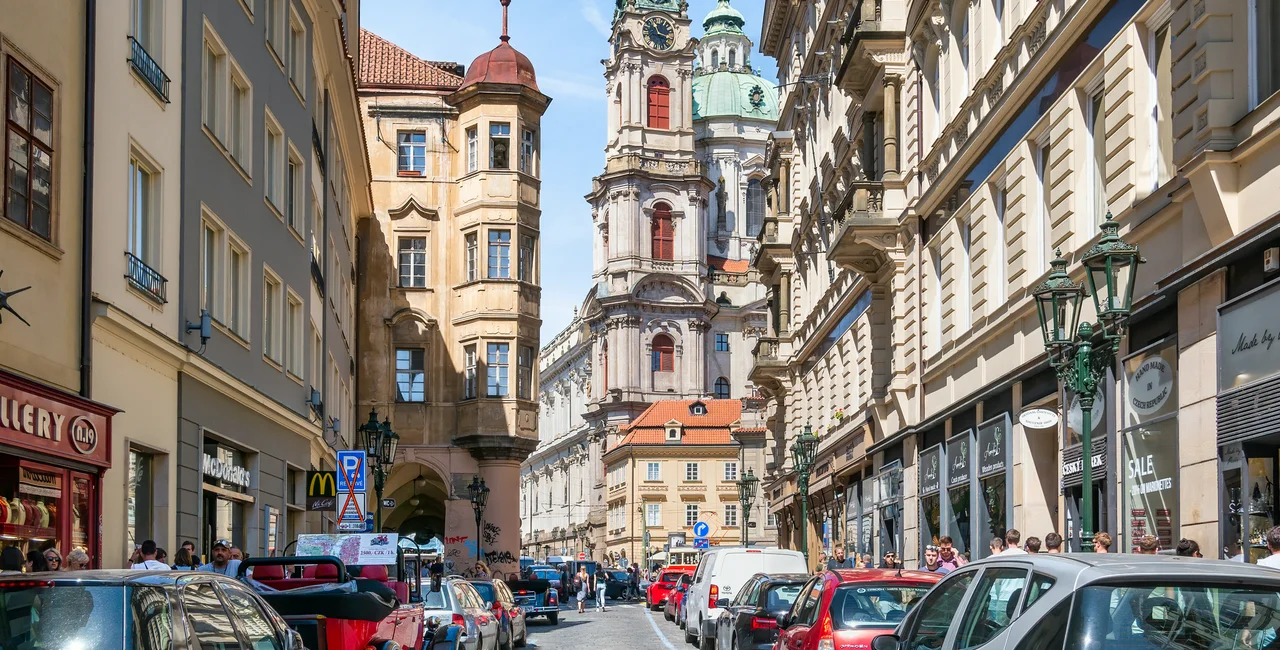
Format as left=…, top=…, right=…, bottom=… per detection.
left=714, top=377, right=730, bottom=399
left=647, top=76, right=670, bottom=129
left=711, top=49, right=719, bottom=68
left=651, top=334, right=674, bottom=372
left=728, top=48, right=737, bottom=68
left=651, top=203, right=673, bottom=260
left=746, top=178, right=765, bottom=237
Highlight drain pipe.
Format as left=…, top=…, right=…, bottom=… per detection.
left=79, top=0, right=97, bottom=398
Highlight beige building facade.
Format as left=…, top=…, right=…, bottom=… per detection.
left=752, top=0, right=1280, bottom=566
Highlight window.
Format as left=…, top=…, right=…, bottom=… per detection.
left=723, top=461, right=738, bottom=482
left=398, top=131, right=427, bottom=175
left=463, top=345, right=478, bottom=399
left=396, top=348, right=426, bottom=402
left=398, top=237, right=427, bottom=287
left=488, top=230, right=511, bottom=279
left=767, top=512, right=777, bottom=527
left=685, top=462, right=699, bottom=481
left=221, top=586, right=284, bottom=650
left=651, top=203, right=673, bottom=260
left=265, top=113, right=284, bottom=209
left=1088, top=90, right=1106, bottom=225
left=517, top=345, right=533, bottom=400
left=128, top=155, right=157, bottom=264
left=201, top=220, right=222, bottom=317
left=685, top=504, right=700, bottom=527
left=5, top=61, right=54, bottom=239
left=518, top=234, right=535, bottom=281
left=991, top=184, right=1007, bottom=304
left=520, top=129, right=535, bottom=174
left=1256, top=0, right=1280, bottom=103
left=465, top=232, right=478, bottom=281
left=958, top=220, right=972, bottom=331
left=724, top=504, right=738, bottom=527
left=310, top=321, right=322, bottom=397
left=929, top=247, right=943, bottom=353
left=958, top=8, right=970, bottom=95
left=1034, top=140, right=1052, bottom=273
left=487, top=342, right=509, bottom=397
left=954, top=568, right=1028, bottom=649
left=1151, top=23, right=1173, bottom=187
left=715, top=333, right=729, bottom=351
left=651, top=334, right=674, bottom=372
left=131, top=0, right=157, bottom=52
left=263, top=270, right=282, bottom=363
left=714, top=377, right=730, bottom=399
left=287, top=149, right=305, bottom=232
left=646, top=462, right=661, bottom=481
left=646, top=503, right=661, bottom=527
left=729, top=48, right=737, bottom=68
left=286, top=291, right=303, bottom=375
left=127, top=450, right=154, bottom=551
left=711, top=49, right=719, bottom=68
left=746, top=178, right=765, bottom=237
left=490, top=123, right=511, bottom=169
left=647, top=76, right=670, bottom=129
left=904, top=572, right=974, bottom=648
left=229, top=70, right=250, bottom=165
left=183, top=583, right=241, bottom=650
left=228, top=241, right=247, bottom=336
left=203, top=41, right=224, bottom=135
left=288, top=10, right=306, bottom=89
left=265, top=0, right=285, bottom=55
left=466, top=126, right=478, bottom=173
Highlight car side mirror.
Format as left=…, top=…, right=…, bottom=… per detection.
left=716, top=598, right=730, bottom=608
left=285, top=629, right=306, bottom=650
left=775, top=613, right=790, bottom=629
left=871, top=635, right=901, bottom=650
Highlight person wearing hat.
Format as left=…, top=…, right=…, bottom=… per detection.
left=198, top=540, right=241, bottom=576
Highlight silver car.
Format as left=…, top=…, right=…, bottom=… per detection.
left=870, top=553, right=1280, bottom=650
left=423, top=575, right=501, bottom=650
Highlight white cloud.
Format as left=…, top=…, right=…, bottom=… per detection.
left=540, top=75, right=605, bottom=102
left=580, top=0, right=613, bottom=38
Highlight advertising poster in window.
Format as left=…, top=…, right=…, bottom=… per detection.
left=1122, top=339, right=1178, bottom=551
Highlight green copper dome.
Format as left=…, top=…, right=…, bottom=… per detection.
left=692, top=70, right=779, bottom=122
left=703, top=0, right=746, bottom=36
left=614, top=0, right=682, bottom=23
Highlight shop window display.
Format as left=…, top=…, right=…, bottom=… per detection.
left=946, top=431, right=973, bottom=559
left=201, top=440, right=252, bottom=559
left=1122, top=339, right=1179, bottom=553
left=0, top=457, right=84, bottom=563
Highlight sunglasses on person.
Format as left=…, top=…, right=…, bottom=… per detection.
left=925, top=545, right=941, bottom=551
left=44, top=554, right=60, bottom=566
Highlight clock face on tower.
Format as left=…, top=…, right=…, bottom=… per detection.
left=643, top=17, right=675, bottom=51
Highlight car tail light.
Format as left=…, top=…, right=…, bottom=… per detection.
left=452, top=614, right=466, bottom=627
left=492, top=602, right=503, bottom=613
left=549, top=591, right=557, bottom=603
left=816, top=612, right=834, bottom=650
left=750, top=616, right=777, bottom=630
left=709, top=584, right=719, bottom=602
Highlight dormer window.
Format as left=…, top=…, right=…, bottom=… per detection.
left=690, top=400, right=707, bottom=416
left=667, top=427, right=679, bottom=440
left=665, top=418, right=684, bottom=442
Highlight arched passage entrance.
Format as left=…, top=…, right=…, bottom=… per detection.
left=381, top=462, right=450, bottom=541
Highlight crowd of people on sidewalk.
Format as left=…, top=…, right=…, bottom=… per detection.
left=0, top=537, right=249, bottom=575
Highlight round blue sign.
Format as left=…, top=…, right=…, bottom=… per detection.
left=693, top=521, right=710, bottom=537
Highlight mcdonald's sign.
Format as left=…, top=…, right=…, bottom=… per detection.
left=307, top=471, right=337, bottom=511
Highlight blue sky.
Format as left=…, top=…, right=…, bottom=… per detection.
left=361, top=0, right=776, bottom=338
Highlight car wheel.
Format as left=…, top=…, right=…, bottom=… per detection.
left=665, top=609, right=673, bottom=621
left=547, top=612, right=559, bottom=625
left=515, top=627, right=527, bottom=648
left=699, top=631, right=714, bottom=650
left=684, top=623, right=697, bottom=646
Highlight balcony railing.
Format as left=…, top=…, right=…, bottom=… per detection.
left=125, top=251, right=167, bottom=303
left=310, top=253, right=326, bottom=296
left=752, top=337, right=787, bottom=368
left=128, top=37, right=170, bottom=103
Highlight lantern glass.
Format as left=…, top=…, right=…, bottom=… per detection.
left=478, top=480, right=490, bottom=509
left=381, top=429, right=400, bottom=466
left=1033, top=252, right=1083, bottom=352
left=360, top=410, right=383, bottom=460
left=1081, top=213, right=1143, bottom=330
left=467, top=475, right=482, bottom=504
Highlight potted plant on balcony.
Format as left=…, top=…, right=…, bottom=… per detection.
left=832, top=408, right=845, bottom=422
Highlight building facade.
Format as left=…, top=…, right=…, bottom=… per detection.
left=752, top=0, right=1280, bottom=566
left=357, top=6, right=551, bottom=577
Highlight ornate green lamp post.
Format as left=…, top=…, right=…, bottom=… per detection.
left=359, top=409, right=400, bottom=532
left=1032, top=214, right=1142, bottom=552
left=790, top=425, right=820, bottom=562
left=467, top=475, right=490, bottom=561
left=737, top=468, right=759, bottom=547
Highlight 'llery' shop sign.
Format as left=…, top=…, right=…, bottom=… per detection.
left=1220, top=281, right=1280, bottom=390
left=0, top=369, right=113, bottom=468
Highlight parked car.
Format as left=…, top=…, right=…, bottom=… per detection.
left=523, top=564, right=563, bottom=601
left=712, top=572, right=808, bottom=650
left=684, top=547, right=807, bottom=649
left=649, top=565, right=698, bottom=610
left=470, top=578, right=528, bottom=648
left=865, top=554, right=1280, bottom=650
left=774, top=569, right=941, bottom=650
left=508, top=576, right=560, bottom=625
left=604, top=569, right=633, bottom=599
left=665, top=573, right=693, bottom=622
left=0, top=569, right=306, bottom=650
left=422, top=575, right=501, bottom=650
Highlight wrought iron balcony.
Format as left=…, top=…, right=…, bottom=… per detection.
left=128, top=37, right=170, bottom=103
left=125, top=251, right=167, bottom=303
left=311, top=253, right=326, bottom=296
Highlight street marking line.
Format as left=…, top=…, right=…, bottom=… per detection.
left=645, top=606, right=679, bottom=650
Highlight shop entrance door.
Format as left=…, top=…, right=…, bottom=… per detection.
left=1221, top=442, right=1279, bottom=562
left=1064, top=484, right=1106, bottom=553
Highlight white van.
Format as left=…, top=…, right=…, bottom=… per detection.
left=683, top=547, right=806, bottom=649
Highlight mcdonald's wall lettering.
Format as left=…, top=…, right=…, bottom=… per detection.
left=307, top=471, right=337, bottom=511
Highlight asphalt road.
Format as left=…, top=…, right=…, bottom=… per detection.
left=524, top=598, right=684, bottom=650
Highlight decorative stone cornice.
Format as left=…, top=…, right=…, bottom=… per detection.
left=454, top=434, right=540, bottom=462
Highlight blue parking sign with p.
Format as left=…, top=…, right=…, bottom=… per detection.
left=337, top=450, right=366, bottom=492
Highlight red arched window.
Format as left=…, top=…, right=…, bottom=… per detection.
left=651, top=334, right=674, bottom=372
left=651, top=203, right=673, bottom=260
left=647, top=76, right=670, bottom=129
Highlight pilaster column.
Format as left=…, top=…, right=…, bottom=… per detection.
left=779, top=271, right=792, bottom=334
left=884, top=75, right=901, bottom=179
left=780, top=159, right=792, bottom=215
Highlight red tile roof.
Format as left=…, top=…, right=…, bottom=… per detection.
left=708, top=255, right=750, bottom=273
left=359, top=29, right=464, bottom=90
left=615, top=399, right=744, bottom=447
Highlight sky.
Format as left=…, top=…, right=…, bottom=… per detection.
left=360, top=0, right=776, bottom=338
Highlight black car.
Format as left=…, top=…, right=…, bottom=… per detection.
left=0, top=569, right=305, bottom=650
left=712, top=573, right=809, bottom=650
left=604, top=570, right=632, bottom=599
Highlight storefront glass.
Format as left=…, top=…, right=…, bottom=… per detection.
left=976, top=414, right=1011, bottom=559
left=874, top=462, right=902, bottom=558
left=1063, top=376, right=1112, bottom=552
left=945, top=431, right=972, bottom=560
left=1121, top=339, right=1179, bottom=552
left=919, top=445, right=942, bottom=557
left=127, top=450, right=152, bottom=552
left=201, top=439, right=253, bottom=558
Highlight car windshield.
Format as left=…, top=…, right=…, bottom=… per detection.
left=533, top=570, right=558, bottom=580
left=423, top=585, right=449, bottom=610
left=612, top=572, right=629, bottom=581
left=470, top=582, right=496, bottom=604
left=1065, top=583, right=1280, bottom=650
left=828, top=583, right=931, bottom=630
left=0, top=583, right=129, bottom=650
left=765, top=584, right=804, bottom=611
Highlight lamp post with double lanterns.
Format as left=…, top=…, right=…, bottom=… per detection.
left=737, top=468, right=759, bottom=547
left=467, top=475, right=490, bottom=562
left=358, top=409, right=400, bottom=532
left=1033, top=214, right=1143, bottom=552
left=790, top=425, right=820, bottom=562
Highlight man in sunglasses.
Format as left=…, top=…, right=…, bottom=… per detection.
left=920, top=545, right=950, bottom=574
left=936, top=536, right=967, bottom=570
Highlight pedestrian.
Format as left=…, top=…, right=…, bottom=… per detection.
left=131, top=540, right=169, bottom=570
left=999, top=530, right=1025, bottom=555
left=198, top=539, right=242, bottom=576
left=1175, top=538, right=1203, bottom=558
left=65, top=548, right=90, bottom=571
left=1226, top=539, right=1246, bottom=562
left=0, top=547, right=23, bottom=574
left=1044, top=532, right=1063, bottom=553
left=1093, top=532, right=1112, bottom=553
left=172, top=547, right=199, bottom=570
left=1024, top=537, right=1042, bottom=554
left=25, top=550, right=49, bottom=573
left=988, top=537, right=1006, bottom=556
left=473, top=561, right=490, bottom=579
left=880, top=552, right=899, bottom=569
left=937, top=536, right=966, bottom=570
left=861, top=553, right=875, bottom=568
left=816, top=552, right=828, bottom=571
left=826, top=546, right=854, bottom=570
left=1136, top=535, right=1159, bottom=555
left=127, top=546, right=143, bottom=566
left=594, top=565, right=609, bottom=612
left=920, top=545, right=950, bottom=575
left=156, top=547, right=168, bottom=565
left=575, top=567, right=589, bottom=613
left=42, top=548, right=62, bottom=571
left=1259, top=527, right=1280, bottom=569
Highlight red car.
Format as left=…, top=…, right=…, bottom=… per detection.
left=664, top=573, right=693, bottom=623
left=774, top=569, right=942, bottom=650
left=648, top=565, right=697, bottom=611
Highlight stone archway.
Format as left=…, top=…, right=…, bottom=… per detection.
left=381, top=462, right=450, bottom=539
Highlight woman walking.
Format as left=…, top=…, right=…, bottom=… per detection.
left=575, top=566, right=590, bottom=613
left=593, top=565, right=609, bottom=612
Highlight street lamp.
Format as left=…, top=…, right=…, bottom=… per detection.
left=467, top=475, right=490, bottom=562
left=1033, top=214, right=1142, bottom=552
left=359, top=409, right=399, bottom=531
left=737, top=468, right=759, bottom=547
left=790, top=425, right=819, bottom=562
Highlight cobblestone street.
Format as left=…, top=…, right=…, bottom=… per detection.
left=525, top=600, right=678, bottom=650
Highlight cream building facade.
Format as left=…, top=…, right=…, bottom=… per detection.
left=752, top=0, right=1280, bottom=566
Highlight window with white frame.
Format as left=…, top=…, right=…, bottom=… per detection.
left=1088, top=88, right=1107, bottom=226
left=398, top=131, right=427, bottom=175
left=287, top=148, right=302, bottom=233
left=288, top=9, right=306, bottom=90
left=263, top=269, right=283, bottom=363
left=724, top=504, right=738, bottom=527
left=465, top=233, right=478, bottom=282
left=464, top=345, right=478, bottom=400
left=958, top=219, right=972, bottom=331
left=646, top=462, right=660, bottom=481
left=957, top=5, right=970, bottom=97
left=646, top=503, right=661, bottom=527
left=1033, top=138, right=1052, bottom=274
left=286, top=291, right=303, bottom=376
left=265, top=112, right=284, bottom=209
left=991, top=182, right=1007, bottom=305
left=128, top=154, right=158, bottom=266
left=1149, top=19, right=1173, bottom=188
left=518, top=234, right=534, bottom=282
left=685, top=504, right=699, bottom=527
left=685, top=462, right=699, bottom=481
left=1255, top=0, right=1280, bottom=105
left=310, top=321, right=322, bottom=396
left=201, top=219, right=223, bottom=318
left=487, top=343, right=509, bottom=397
left=228, top=240, right=248, bottom=337
left=202, top=37, right=225, bottom=136
left=398, top=237, right=427, bottom=288
left=488, top=230, right=511, bottom=279
left=490, top=123, right=511, bottom=169
left=466, top=127, right=478, bottom=173
left=929, top=246, right=943, bottom=353
left=396, top=348, right=426, bottom=402
left=131, top=0, right=159, bottom=55
left=517, top=345, right=533, bottom=400
left=520, top=128, right=535, bottom=174
left=265, top=0, right=285, bottom=56
left=723, top=461, right=738, bottom=482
